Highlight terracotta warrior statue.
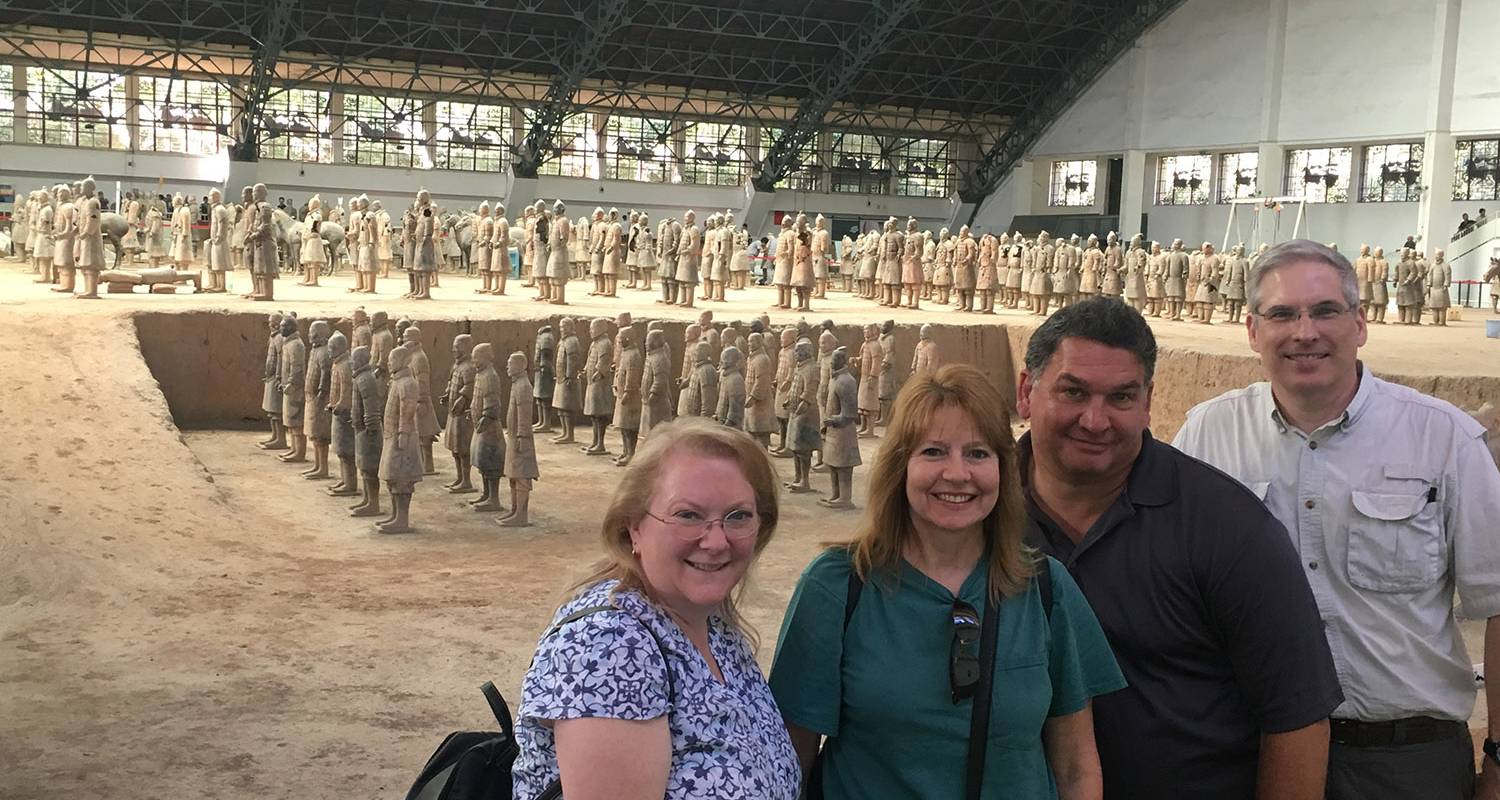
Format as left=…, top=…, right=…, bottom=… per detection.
left=246, top=183, right=278, bottom=301
left=488, top=202, right=510, bottom=295
left=952, top=225, right=978, bottom=313
left=73, top=178, right=103, bottom=297
left=589, top=207, right=609, bottom=296
left=820, top=346, right=861, bottom=509
left=856, top=323, right=882, bottom=437
left=772, top=214, right=795, bottom=309
left=532, top=324, right=557, bottom=432
left=581, top=317, right=615, bottom=456
left=1029, top=231, right=1054, bottom=315
left=501, top=351, right=539, bottom=527
left=771, top=326, right=798, bottom=455
left=441, top=334, right=478, bottom=493
left=716, top=345, right=746, bottom=429
left=1427, top=248, right=1452, bottom=326
left=259, top=312, right=288, bottom=450
left=301, top=320, right=335, bottom=480
left=472, top=202, right=494, bottom=296
left=911, top=324, right=940, bottom=377
left=1354, top=244, right=1375, bottom=317
left=684, top=341, right=719, bottom=418
left=1193, top=242, right=1221, bottom=324
left=277, top=315, right=308, bottom=463
left=1369, top=246, right=1390, bottom=324
left=205, top=188, right=232, bottom=293
left=656, top=213, right=681, bottom=306
left=29, top=188, right=54, bottom=284
left=348, top=345, right=387, bottom=517
left=326, top=331, right=358, bottom=497
left=640, top=328, right=673, bottom=439
left=377, top=344, right=423, bottom=533
left=1122, top=234, right=1146, bottom=311
left=550, top=317, right=583, bottom=444
left=547, top=200, right=572, bottom=304
left=1101, top=232, right=1123, bottom=299
left=742, top=332, right=776, bottom=448
left=1145, top=241, right=1166, bottom=317
left=298, top=195, right=326, bottom=286
left=399, top=326, right=442, bottom=474
left=635, top=211, right=656, bottom=291
left=468, top=343, right=507, bottom=513
left=169, top=193, right=194, bottom=272
left=783, top=338, right=821, bottom=493
left=612, top=326, right=644, bottom=467
left=49, top=184, right=78, bottom=294
left=1164, top=238, right=1189, bottom=320
left=676, top=209, right=701, bottom=309
left=1222, top=244, right=1250, bottom=324
left=900, top=217, right=923, bottom=309
left=976, top=233, right=998, bottom=314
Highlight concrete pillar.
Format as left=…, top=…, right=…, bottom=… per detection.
left=1416, top=0, right=1461, bottom=250
left=328, top=91, right=344, bottom=163
left=420, top=101, right=437, bottom=170
left=505, top=176, right=539, bottom=219
left=1119, top=150, right=1148, bottom=240
left=741, top=182, right=777, bottom=238
left=1012, top=159, right=1036, bottom=220
left=124, top=75, right=141, bottom=152
left=226, top=158, right=261, bottom=195
left=1256, top=0, right=1288, bottom=198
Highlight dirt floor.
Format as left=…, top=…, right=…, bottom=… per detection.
left=0, top=261, right=1492, bottom=798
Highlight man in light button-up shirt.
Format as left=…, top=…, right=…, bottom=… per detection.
left=1174, top=239, right=1500, bottom=800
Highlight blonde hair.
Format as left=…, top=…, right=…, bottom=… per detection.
left=845, top=363, right=1035, bottom=602
left=568, top=416, right=781, bottom=643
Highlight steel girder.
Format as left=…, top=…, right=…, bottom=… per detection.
left=751, top=0, right=923, bottom=191
left=229, top=0, right=296, bottom=162
left=958, top=0, right=1189, bottom=214
left=510, top=0, right=631, bottom=177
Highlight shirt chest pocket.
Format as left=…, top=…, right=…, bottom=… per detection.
left=1346, top=467, right=1446, bottom=593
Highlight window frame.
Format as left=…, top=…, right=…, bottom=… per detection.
left=1048, top=159, right=1097, bottom=207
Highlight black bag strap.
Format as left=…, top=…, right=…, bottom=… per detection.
left=479, top=681, right=513, bottom=739
left=963, top=558, right=1054, bottom=799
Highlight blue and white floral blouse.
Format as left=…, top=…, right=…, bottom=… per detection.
left=512, top=579, right=800, bottom=799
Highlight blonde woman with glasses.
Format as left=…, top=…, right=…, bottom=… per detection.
left=512, top=416, right=799, bottom=800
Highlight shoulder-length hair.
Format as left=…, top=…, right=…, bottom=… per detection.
left=568, top=416, right=781, bottom=644
left=846, top=363, right=1034, bottom=602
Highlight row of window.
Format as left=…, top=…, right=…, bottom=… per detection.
left=0, top=65, right=959, bottom=196
left=1048, top=139, right=1500, bottom=207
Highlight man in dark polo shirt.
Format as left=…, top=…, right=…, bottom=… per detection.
left=1016, top=297, right=1342, bottom=799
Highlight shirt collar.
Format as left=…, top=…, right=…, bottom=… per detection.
left=1263, top=361, right=1375, bottom=434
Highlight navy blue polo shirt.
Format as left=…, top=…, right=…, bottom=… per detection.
left=1021, top=431, right=1343, bottom=799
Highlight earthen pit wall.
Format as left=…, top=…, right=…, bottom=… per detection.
left=132, top=310, right=1499, bottom=438
left=131, top=312, right=1017, bottom=430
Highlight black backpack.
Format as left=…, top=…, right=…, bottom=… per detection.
left=403, top=681, right=546, bottom=800
left=404, top=604, right=668, bottom=800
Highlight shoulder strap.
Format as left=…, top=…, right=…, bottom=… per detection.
left=479, top=681, right=513, bottom=739
left=964, top=590, right=1002, bottom=800
left=842, top=564, right=864, bottom=632
left=962, top=560, right=1054, bottom=797
left=1038, top=558, right=1054, bottom=623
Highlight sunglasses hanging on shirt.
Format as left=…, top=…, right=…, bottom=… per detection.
left=950, top=600, right=982, bottom=703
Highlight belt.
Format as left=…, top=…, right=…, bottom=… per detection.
left=1329, top=716, right=1467, bottom=747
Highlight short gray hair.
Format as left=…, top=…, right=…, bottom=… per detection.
left=1246, top=239, right=1359, bottom=313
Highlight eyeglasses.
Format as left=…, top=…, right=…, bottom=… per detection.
left=949, top=600, right=982, bottom=704
left=643, top=508, right=760, bottom=541
left=1252, top=302, right=1356, bottom=325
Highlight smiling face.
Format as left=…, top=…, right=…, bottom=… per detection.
left=628, top=451, right=759, bottom=621
left=1017, top=338, right=1152, bottom=487
left=905, top=405, right=1002, bottom=542
left=1246, top=260, right=1366, bottom=403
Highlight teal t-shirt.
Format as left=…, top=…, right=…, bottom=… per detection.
left=769, top=548, right=1126, bottom=799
